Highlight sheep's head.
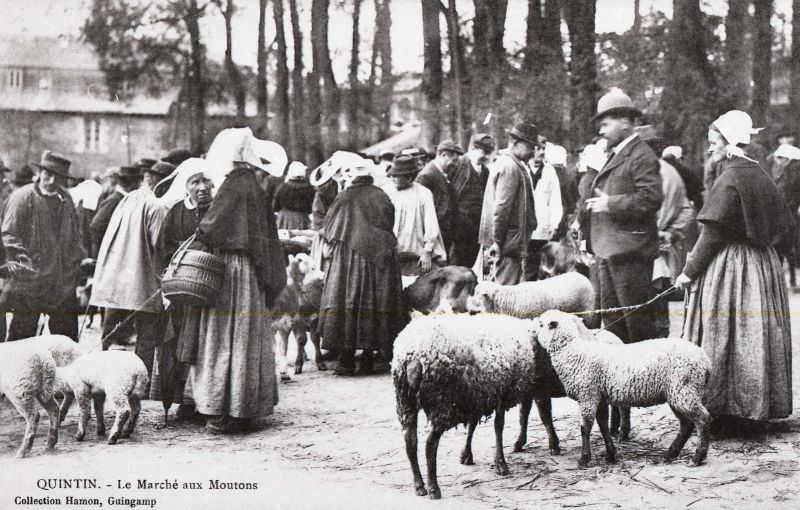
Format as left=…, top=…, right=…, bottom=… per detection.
left=534, top=310, right=592, bottom=352
left=466, top=280, right=499, bottom=314
left=295, top=252, right=315, bottom=274
left=285, top=254, right=304, bottom=286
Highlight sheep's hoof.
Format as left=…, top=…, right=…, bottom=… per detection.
left=578, top=455, right=591, bottom=468
left=317, top=362, right=328, bottom=371
left=494, top=460, right=509, bottom=476
left=279, top=373, right=292, bottom=383
left=75, top=432, right=85, bottom=442
left=460, top=450, right=474, bottom=465
left=512, top=440, right=525, bottom=453
left=605, top=448, right=617, bottom=464
left=689, top=452, right=707, bottom=467
left=46, top=439, right=57, bottom=450
left=549, top=446, right=562, bottom=455
left=96, top=429, right=106, bottom=437
left=620, top=431, right=631, bottom=442
left=428, top=487, right=441, bottom=500
left=414, top=483, right=428, bottom=496
left=294, top=365, right=303, bottom=375
left=107, top=436, right=119, bottom=445
left=663, top=450, right=679, bottom=463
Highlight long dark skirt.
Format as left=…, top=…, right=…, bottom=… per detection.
left=319, top=243, right=407, bottom=358
left=683, top=243, right=792, bottom=420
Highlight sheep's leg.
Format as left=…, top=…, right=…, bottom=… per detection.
left=58, top=390, right=74, bottom=424
left=75, top=392, right=91, bottom=442
left=92, top=394, right=106, bottom=436
left=108, top=397, right=130, bottom=445
left=536, top=398, right=561, bottom=455
left=460, top=418, right=478, bottom=465
left=595, top=402, right=617, bottom=464
left=293, top=325, right=307, bottom=375
left=425, top=426, right=445, bottom=500
left=578, top=402, right=597, bottom=468
left=120, top=395, right=141, bottom=439
left=493, top=405, right=509, bottom=476
left=513, top=398, right=531, bottom=453
left=691, top=404, right=712, bottom=466
left=619, top=405, right=631, bottom=441
left=403, top=413, right=427, bottom=496
left=275, top=329, right=291, bottom=381
left=610, top=405, right=620, bottom=436
left=37, top=395, right=60, bottom=451
left=309, top=318, right=326, bottom=370
left=8, top=394, right=39, bottom=458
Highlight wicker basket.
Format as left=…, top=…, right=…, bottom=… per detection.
left=161, top=235, right=225, bottom=307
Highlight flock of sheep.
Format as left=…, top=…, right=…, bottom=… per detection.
left=392, top=271, right=713, bottom=500
left=0, top=335, right=147, bottom=458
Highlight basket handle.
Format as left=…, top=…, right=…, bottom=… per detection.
left=164, top=233, right=196, bottom=279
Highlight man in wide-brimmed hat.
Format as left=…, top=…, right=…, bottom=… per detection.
left=416, top=140, right=463, bottom=250
left=477, top=122, right=541, bottom=284
left=91, top=158, right=171, bottom=390
left=584, top=88, right=663, bottom=346
left=382, top=155, right=446, bottom=276
left=1, top=150, right=85, bottom=340
left=90, top=165, right=143, bottom=257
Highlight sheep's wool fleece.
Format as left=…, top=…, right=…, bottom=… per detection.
left=8, top=335, right=79, bottom=367
left=392, top=314, right=540, bottom=428
left=0, top=342, right=57, bottom=401
left=485, top=271, right=594, bottom=318
left=61, top=351, right=148, bottom=399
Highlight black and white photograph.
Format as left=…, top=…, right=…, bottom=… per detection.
left=0, top=0, right=798, bottom=508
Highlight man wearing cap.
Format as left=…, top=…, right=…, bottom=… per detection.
left=447, top=133, right=494, bottom=267
left=585, top=89, right=663, bottom=345
left=90, top=165, right=143, bottom=257
left=90, top=160, right=173, bottom=390
left=382, top=155, right=446, bottom=275
left=478, top=122, right=539, bottom=284
left=1, top=151, right=85, bottom=341
left=416, top=140, right=463, bottom=250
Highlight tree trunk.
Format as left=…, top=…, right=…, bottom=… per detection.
left=273, top=0, right=290, bottom=148
left=289, top=0, right=305, bottom=160
left=347, top=0, right=363, bottom=149
left=257, top=0, right=269, bottom=137
left=633, top=0, right=641, bottom=33
left=751, top=0, right=773, bottom=126
left=660, top=0, right=717, bottom=166
left=312, top=0, right=340, bottom=156
left=485, top=0, right=508, bottom=144
left=420, top=0, right=443, bottom=151
left=564, top=0, right=599, bottom=146
left=723, top=0, right=748, bottom=110
left=791, top=0, right=800, bottom=138
left=445, top=0, right=468, bottom=148
left=184, top=0, right=206, bottom=154
left=221, top=0, right=246, bottom=124
left=377, top=0, right=393, bottom=137
left=305, top=71, right=324, bottom=166
left=523, top=0, right=544, bottom=73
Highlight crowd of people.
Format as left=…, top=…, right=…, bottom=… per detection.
left=0, top=87, right=794, bottom=435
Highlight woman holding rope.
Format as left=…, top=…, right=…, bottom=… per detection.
left=676, top=110, right=793, bottom=425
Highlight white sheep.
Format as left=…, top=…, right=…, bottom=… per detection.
left=11, top=335, right=81, bottom=367
left=0, top=341, right=60, bottom=458
left=466, top=272, right=595, bottom=320
left=534, top=310, right=712, bottom=467
left=393, top=313, right=557, bottom=499
left=56, top=351, right=149, bottom=445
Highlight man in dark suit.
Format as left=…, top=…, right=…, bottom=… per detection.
left=585, top=89, right=663, bottom=344
left=416, top=140, right=463, bottom=251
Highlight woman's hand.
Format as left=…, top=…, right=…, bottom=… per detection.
left=675, top=273, right=693, bottom=291
left=418, top=252, right=433, bottom=274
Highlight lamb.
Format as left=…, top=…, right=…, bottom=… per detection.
left=0, top=341, right=60, bottom=457
left=466, top=271, right=594, bottom=321
left=393, top=314, right=554, bottom=499
left=534, top=310, right=712, bottom=467
left=272, top=253, right=326, bottom=381
left=403, top=266, right=478, bottom=314
left=56, top=351, right=149, bottom=445
left=11, top=335, right=80, bottom=367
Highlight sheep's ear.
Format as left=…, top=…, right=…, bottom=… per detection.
left=288, top=254, right=295, bottom=263
left=548, top=320, right=559, bottom=330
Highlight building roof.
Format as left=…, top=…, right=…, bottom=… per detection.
left=0, top=35, right=98, bottom=71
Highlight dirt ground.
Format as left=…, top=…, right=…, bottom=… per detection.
left=2, top=298, right=800, bottom=510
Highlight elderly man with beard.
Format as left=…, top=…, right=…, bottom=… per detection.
left=1, top=151, right=85, bottom=341
left=90, top=160, right=174, bottom=391
left=416, top=140, right=463, bottom=251
left=584, top=89, right=662, bottom=345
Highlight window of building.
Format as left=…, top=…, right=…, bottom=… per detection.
left=81, top=117, right=104, bottom=153
left=7, top=68, right=23, bottom=89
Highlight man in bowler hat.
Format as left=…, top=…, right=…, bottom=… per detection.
left=478, top=122, right=540, bottom=284
left=1, top=151, right=85, bottom=340
left=584, top=89, right=663, bottom=345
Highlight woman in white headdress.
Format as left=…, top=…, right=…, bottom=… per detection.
left=676, top=111, right=793, bottom=424
left=183, top=128, right=286, bottom=433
